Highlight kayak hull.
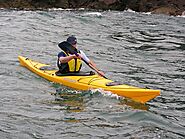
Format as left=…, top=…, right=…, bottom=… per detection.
left=18, top=56, right=160, bottom=103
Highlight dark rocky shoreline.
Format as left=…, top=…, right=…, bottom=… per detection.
left=0, top=0, right=184, bottom=16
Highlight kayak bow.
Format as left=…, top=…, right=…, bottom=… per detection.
left=18, top=56, right=160, bottom=103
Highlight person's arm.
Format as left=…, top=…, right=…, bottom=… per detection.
left=88, top=60, right=96, bottom=67
left=59, top=55, right=75, bottom=63
left=80, top=50, right=105, bottom=76
left=59, top=54, right=81, bottom=63
left=89, top=60, right=105, bottom=76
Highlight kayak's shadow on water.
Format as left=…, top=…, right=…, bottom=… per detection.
left=50, top=88, right=86, bottom=112
left=118, top=99, right=149, bottom=111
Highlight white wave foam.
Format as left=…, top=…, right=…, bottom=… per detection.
left=90, top=88, right=122, bottom=100
left=142, top=12, right=151, bottom=15
left=83, top=12, right=102, bottom=17
left=125, top=8, right=136, bottom=13
left=48, top=8, right=85, bottom=11
left=177, top=15, right=185, bottom=18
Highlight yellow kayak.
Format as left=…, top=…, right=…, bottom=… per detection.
left=18, top=56, right=160, bottom=103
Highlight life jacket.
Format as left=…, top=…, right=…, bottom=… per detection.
left=57, top=50, right=82, bottom=73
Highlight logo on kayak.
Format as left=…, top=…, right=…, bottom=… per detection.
left=63, top=78, right=76, bottom=83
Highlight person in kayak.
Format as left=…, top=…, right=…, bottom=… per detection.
left=57, top=35, right=105, bottom=76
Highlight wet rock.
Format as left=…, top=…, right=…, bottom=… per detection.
left=151, top=6, right=180, bottom=16
left=67, top=0, right=125, bottom=10
left=182, top=11, right=185, bottom=16
left=126, top=0, right=185, bottom=16
left=99, top=0, right=117, bottom=5
left=0, top=0, right=184, bottom=16
left=0, top=0, right=125, bottom=10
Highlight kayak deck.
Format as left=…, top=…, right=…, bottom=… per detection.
left=18, top=56, right=160, bottom=103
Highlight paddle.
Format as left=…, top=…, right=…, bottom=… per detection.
left=58, top=41, right=108, bottom=79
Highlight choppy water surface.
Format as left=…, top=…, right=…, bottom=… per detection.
left=0, top=9, right=185, bottom=138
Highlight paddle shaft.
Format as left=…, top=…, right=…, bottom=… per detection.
left=74, top=52, right=108, bottom=79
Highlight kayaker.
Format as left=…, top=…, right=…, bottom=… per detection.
left=57, top=36, right=105, bottom=76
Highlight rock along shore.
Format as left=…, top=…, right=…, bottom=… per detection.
left=0, top=0, right=184, bottom=16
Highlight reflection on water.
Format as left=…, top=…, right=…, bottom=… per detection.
left=52, top=88, right=85, bottom=112
left=119, top=99, right=149, bottom=111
